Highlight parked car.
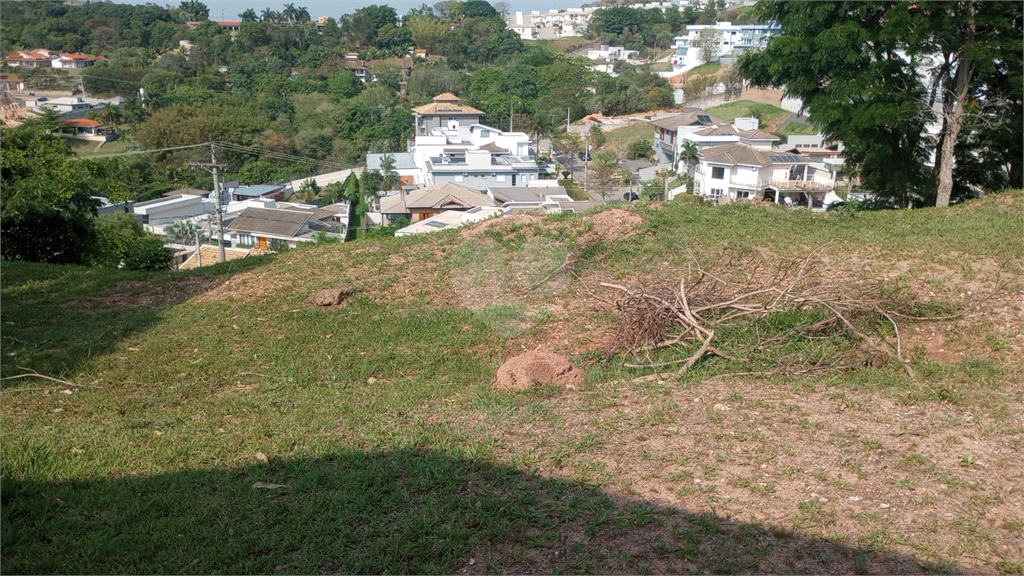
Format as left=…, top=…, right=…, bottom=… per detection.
left=36, top=96, right=47, bottom=101
left=578, top=151, right=591, bottom=161
left=623, top=191, right=639, bottom=201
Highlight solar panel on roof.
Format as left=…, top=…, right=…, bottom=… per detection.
left=424, top=221, right=448, bottom=228
left=697, top=114, right=712, bottom=123
left=769, top=155, right=803, bottom=163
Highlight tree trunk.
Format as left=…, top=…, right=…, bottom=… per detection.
left=935, top=6, right=975, bottom=207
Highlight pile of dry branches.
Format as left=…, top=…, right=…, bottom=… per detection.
left=602, top=248, right=922, bottom=378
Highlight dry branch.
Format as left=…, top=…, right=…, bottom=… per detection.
left=601, top=251, right=921, bottom=378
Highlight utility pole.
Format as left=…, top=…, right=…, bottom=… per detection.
left=186, top=143, right=227, bottom=263
left=509, top=98, right=513, bottom=132
left=566, top=107, right=570, bottom=133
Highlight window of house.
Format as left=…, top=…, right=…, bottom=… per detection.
left=737, top=190, right=751, bottom=198
left=709, top=188, right=723, bottom=198
left=238, top=233, right=254, bottom=247
left=711, top=166, right=725, bottom=179
left=480, top=129, right=490, bottom=137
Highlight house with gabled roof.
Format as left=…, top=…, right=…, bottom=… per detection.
left=224, top=202, right=348, bottom=250
left=411, top=93, right=484, bottom=136
left=687, top=142, right=837, bottom=208
left=373, top=181, right=497, bottom=225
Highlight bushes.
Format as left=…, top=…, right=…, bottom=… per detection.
left=626, top=138, right=655, bottom=160
left=93, top=212, right=172, bottom=271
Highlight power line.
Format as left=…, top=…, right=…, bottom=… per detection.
left=73, top=142, right=212, bottom=159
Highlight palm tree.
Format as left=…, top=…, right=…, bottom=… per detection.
left=239, top=8, right=258, bottom=22
left=282, top=3, right=298, bottom=23
left=295, top=6, right=311, bottom=22
left=379, top=154, right=399, bottom=194
left=678, top=140, right=701, bottom=193
left=165, top=218, right=205, bottom=245
left=260, top=8, right=278, bottom=22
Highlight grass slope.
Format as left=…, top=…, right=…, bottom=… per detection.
left=2, top=192, right=1022, bottom=574
left=706, top=99, right=792, bottom=133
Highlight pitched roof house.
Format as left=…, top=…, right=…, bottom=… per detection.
left=411, top=93, right=484, bottom=136
left=688, top=142, right=837, bottom=208
left=375, top=181, right=497, bottom=225
left=225, top=203, right=348, bottom=249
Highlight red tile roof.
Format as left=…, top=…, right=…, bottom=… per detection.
left=60, top=118, right=103, bottom=128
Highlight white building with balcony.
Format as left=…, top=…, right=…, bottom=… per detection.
left=685, top=142, right=838, bottom=208
left=671, top=21, right=781, bottom=72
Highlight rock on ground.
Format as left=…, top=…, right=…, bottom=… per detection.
left=491, top=350, right=583, bottom=390
left=306, top=286, right=358, bottom=307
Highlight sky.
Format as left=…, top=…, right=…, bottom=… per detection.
left=138, top=0, right=592, bottom=21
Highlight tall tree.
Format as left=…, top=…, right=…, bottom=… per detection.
left=740, top=1, right=1022, bottom=207
left=239, top=8, right=257, bottom=22
left=739, top=2, right=933, bottom=208
left=906, top=2, right=1022, bottom=206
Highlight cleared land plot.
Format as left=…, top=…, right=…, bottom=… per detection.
left=3, top=192, right=1022, bottom=575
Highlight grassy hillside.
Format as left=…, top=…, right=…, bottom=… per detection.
left=2, top=192, right=1022, bottom=574
left=707, top=99, right=792, bottom=133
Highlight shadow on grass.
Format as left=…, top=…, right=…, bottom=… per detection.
left=2, top=448, right=959, bottom=575
left=0, top=255, right=275, bottom=381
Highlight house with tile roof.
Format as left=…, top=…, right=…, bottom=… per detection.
left=687, top=142, right=837, bottom=208
left=411, top=93, right=484, bottom=136
left=224, top=202, right=348, bottom=250
left=373, top=181, right=497, bottom=225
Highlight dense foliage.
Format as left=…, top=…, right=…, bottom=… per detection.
left=739, top=1, right=1022, bottom=207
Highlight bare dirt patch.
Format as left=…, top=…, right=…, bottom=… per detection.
left=584, top=208, right=644, bottom=243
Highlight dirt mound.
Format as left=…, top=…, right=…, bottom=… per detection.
left=491, top=350, right=583, bottom=390
left=461, top=213, right=543, bottom=238
left=585, top=208, right=644, bottom=242
left=305, top=286, right=358, bottom=307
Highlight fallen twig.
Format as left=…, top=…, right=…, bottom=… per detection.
left=0, top=371, right=88, bottom=390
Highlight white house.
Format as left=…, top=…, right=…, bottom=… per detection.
left=586, top=45, right=640, bottom=63
left=133, top=194, right=216, bottom=234
left=373, top=93, right=542, bottom=191
left=671, top=22, right=781, bottom=72
left=652, top=109, right=779, bottom=170
left=686, top=142, right=836, bottom=208
left=394, top=206, right=505, bottom=236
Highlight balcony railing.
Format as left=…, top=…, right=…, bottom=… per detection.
left=757, top=179, right=832, bottom=191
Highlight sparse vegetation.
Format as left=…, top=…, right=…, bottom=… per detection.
left=2, top=191, right=1021, bottom=574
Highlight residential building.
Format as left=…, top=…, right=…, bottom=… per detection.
left=486, top=186, right=599, bottom=214
left=1, top=76, right=26, bottom=92
left=365, top=153, right=419, bottom=191
left=411, top=92, right=484, bottom=136
left=372, top=181, right=497, bottom=225
left=224, top=202, right=349, bottom=249
left=133, top=194, right=215, bottom=233
left=288, top=167, right=364, bottom=194
left=586, top=45, right=640, bottom=63
left=51, top=52, right=108, bottom=68
left=228, top=184, right=289, bottom=203
left=394, top=206, right=505, bottom=237
left=4, top=49, right=106, bottom=68
left=216, top=21, right=241, bottom=33
left=651, top=109, right=779, bottom=169
left=29, top=96, right=125, bottom=120
left=57, top=118, right=115, bottom=141
left=671, top=22, right=781, bottom=72
left=687, top=142, right=836, bottom=207
left=368, top=93, right=543, bottom=193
